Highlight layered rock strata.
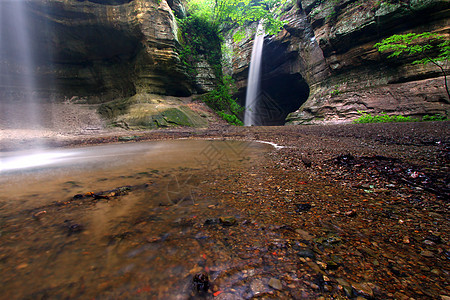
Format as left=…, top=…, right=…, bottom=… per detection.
left=226, top=0, right=450, bottom=124
left=289, top=0, right=450, bottom=123
left=0, top=0, right=192, bottom=101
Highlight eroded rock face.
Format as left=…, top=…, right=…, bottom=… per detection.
left=226, top=0, right=449, bottom=124
left=0, top=0, right=192, bottom=101
left=288, top=0, right=450, bottom=123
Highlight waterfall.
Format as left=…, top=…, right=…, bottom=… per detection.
left=0, top=0, right=40, bottom=129
left=244, top=23, right=264, bottom=126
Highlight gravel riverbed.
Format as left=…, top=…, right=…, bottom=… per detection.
left=0, top=121, right=449, bottom=299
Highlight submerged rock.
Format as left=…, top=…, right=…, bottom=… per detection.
left=268, top=277, right=283, bottom=290
left=295, top=203, right=312, bottom=212
left=351, top=282, right=374, bottom=298
left=192, top=272, right=210, bottom=294
left=297, top=249, right=315, bottom=259
left=64, top=220, right=84, bottom=236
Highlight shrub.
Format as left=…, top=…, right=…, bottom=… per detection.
left=201, top=75, right=244, bottom=125
left=353, top=112, right=448, bottom=124
left=422, top=114, right=448, bottom=121
left=352, top=112, right=413, bottom=123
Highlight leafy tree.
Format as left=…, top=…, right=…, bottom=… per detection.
left=374, top=32, right=450, bottom=101
left=186, top=0, right=285, bottom=40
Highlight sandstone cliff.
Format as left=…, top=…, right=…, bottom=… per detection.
left=3, top=0, right=449, bottom=126
left=1, top=0, right=192, bottom=100
left=226, top=0, right=450, bottom=124
left=290, top=0, right=450, bottom=123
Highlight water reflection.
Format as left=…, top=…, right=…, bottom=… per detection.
left=0, top=139, right=272, bottom=299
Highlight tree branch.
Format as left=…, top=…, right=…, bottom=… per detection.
left=423, top=51, right=450, bottom=103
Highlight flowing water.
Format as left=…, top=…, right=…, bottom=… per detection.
left=0, top=139, right=274, bottom=299
left=0, top=0, right=42, bottom=130
left=244, top=23, right=265, bottom=126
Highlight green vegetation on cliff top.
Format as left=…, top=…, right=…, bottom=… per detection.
left=186, top=0, right=285, bottom=37
left=178, top=0, right=285, bottom=125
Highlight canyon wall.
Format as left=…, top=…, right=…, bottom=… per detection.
left=287, top=0, right=450, bottom=123
left=1, top=0, right=193, bottom=101
left=226, top=0, right=450, bottom=124
left=2, top=0, right=449, bottom=124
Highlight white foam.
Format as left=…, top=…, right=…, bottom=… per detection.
left=0, top=151, right=76, bottom=172
left=254, top=140, right=285, bottom=150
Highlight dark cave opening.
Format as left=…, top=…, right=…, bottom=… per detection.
left=237, top=36, right=310, bottom=126
left=237, top=71, right=310, bottom=126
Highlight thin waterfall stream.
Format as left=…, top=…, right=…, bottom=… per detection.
left=0, top=0, right=40, bottom=129
left=244, top=23, right=265, bottom=126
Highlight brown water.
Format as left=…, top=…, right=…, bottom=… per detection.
left=0, top=140, right=273, bottom=299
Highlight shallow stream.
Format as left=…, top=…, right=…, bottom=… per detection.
left=0, top=140, right=273, bottom=299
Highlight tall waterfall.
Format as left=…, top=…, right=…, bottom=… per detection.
left=244, top=23, right=264, bottom=126
left=0, top=0, right=40, bottom=129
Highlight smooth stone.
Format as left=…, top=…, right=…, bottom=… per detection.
left=295, top=228, right=315, bottom=240
left=219, top=216, right=236, bottom=226
left=352, top=282, right=374, bottom=298
left=297, top=249, right=315, bottom=259
left=268, top=277, right=283, bottom=290
left=250, top=279, right=268, bottom=295
left=421, top=250, right=434, bottom=257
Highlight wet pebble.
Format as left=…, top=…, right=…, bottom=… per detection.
left=295, top=229, right=315, bottom=241
left=219, top=216, right=236, bottom=226
left=204, top=218, right=220, bottom=225
left=250, top=278, right=269, bottom=296
left=351, top=282, right=373, bottom=298
left=73, top=194, right=84, bottom=200
left=297, top=249, right=315, bottom=259
left=32, top=210, right=47, bottom=220
left=420, top=250, right=434, bottom=258
left=268, top=277, right=282, bottom=290
left=344, top=210, right=357, bottom=217
left=425, top=234, right=442, bottom=244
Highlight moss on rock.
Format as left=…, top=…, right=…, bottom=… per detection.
left=98, top=93, right=209, bottom=129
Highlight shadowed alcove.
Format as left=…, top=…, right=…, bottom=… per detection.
left=237, top=36, right=310, bottom=126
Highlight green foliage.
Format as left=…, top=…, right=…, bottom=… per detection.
left=201, top=75, right=244, bottom=125
left=374, top=32, right=449, bottom=63
left=374, top=32, right=449, bottom=101
left=330, top=85, right=341, bottom=97
left=186, top=0, right=285, bottom=39
left=177, top=16, right=223, bottom=79
left=353, top=112, right=448, bottom=124
left=217, top=111, right=244, bottom=126
left=353, top=112, right=412, bottom=123
left=422, top=114, right=448, bottom=122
